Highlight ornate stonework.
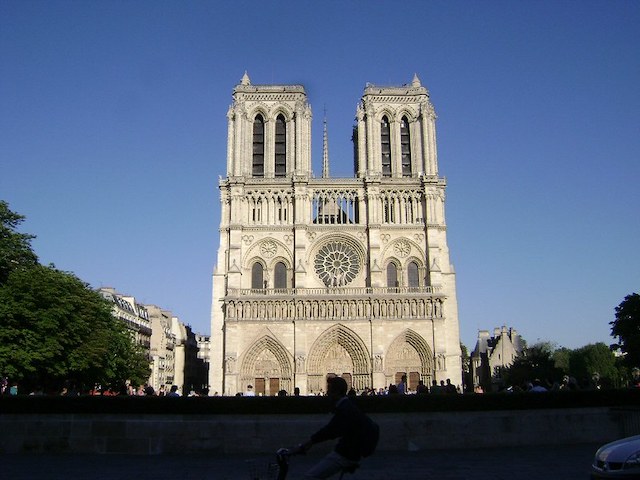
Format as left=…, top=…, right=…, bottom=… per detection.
left=210, top=73, right=462, bottom=396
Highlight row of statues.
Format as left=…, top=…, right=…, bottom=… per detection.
left=225, top=297, right=444, bottom=320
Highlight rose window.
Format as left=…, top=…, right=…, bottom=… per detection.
left=394, top=240, right=411, bottom=258
left=314, top=241, right=360, bottom=287
left=260, top=240, right=277, bottom=258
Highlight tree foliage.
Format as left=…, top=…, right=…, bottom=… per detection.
left=0, top=264, right=150, bottom=391
left=0, top=200, right=38, bottom=284
left=551, top=347, right=571, bottom=374
left=568, top=342, right=620, bottom=388
left=0, top=201, right=149, bottom=392
left=501, top=341, right=563, bottom=388
left=611, top=293, right=640, bottom=369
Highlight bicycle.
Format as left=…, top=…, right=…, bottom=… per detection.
left=270, top=446, right=358, bottom=480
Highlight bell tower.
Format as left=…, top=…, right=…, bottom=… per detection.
left=225, top=72, right=312, bottom=179
left=354, top=74, right=438, bottom=179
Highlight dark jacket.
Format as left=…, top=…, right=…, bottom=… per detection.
left=310, top=396, right=370, bottom=461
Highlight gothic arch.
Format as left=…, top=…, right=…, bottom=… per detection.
left=244, top=238, right=293, bottom=270
left=269, top=255, right=291, bottom=271
left=249, top=104, right=270, bottom=122
left=270, top=104, right=294, bottom=122
left=307, top=324, right=372, bottom=392
left=395, top=107, right=418, bottom=123
left=272, top=257, right=291, bottom=289
left=406, top=257, right=425, bottom=288
left=404, top=255, right=425, bottom=270
left=380, top=237, right=424, bottom=264
left=385, top=258, right=400, bottom=288
left=240, top=333, right=293, bottom=394
left=376, top=107, right=397, bottom=123
left=385, top=329, right=433, bottom=380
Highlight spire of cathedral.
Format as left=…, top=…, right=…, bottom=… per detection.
left=322, top=108, right=329, bottom=178
left=412, top=73, right=421, bottom=87
left=241, top=71, right=251, bottom=85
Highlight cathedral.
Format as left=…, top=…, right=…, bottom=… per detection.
left=209, top=72, right=461, bottom=395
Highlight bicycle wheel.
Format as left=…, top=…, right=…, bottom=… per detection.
left=245, top=457, right=280, bottom=480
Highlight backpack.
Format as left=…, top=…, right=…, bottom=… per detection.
left=361, top=416, right=380, bottom=457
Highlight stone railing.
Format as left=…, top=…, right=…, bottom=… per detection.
left=227, top=286, right=441, bottom=297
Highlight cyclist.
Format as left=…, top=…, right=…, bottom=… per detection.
left=296, top=376, right=378, bottom=479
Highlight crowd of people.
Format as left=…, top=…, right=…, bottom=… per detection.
left=0, top=377, right=209, bottom=397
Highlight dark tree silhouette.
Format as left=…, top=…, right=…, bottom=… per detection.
left=611, top=293, right=640, bottom=369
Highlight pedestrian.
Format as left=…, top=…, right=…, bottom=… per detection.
left=416, top=380, right=428, bottom=394
left=445, top=379, right=457, bottom=394
left=296, top=376, right=379, bottom=479
left=397, top=374, right=407, bottom=394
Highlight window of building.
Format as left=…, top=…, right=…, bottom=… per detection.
left=275, top=114, right=286, bottom=177
left=400, top=116, right=411, bottom=176
left=386, top=262, right=398, bottom=288
left=277, top=198, right=287, bottom=222
left=274, top=262, right=287, bottom=289
left=408, top=261, right=420, bottom=288
left=251, top=262, right=264, bottom=289
left=253, top=115, right=265, bottom=177
left=381, top=116, right=391, bottom=177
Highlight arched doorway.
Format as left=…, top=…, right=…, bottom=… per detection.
left=306, top=324, right=371, bottom=393
left=386, top=329, right=434, bottom=391
left=240, top=335, right=293, bottom=395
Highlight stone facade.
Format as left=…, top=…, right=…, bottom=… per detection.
left=98, top=287, right=152, bottom=350
left=471, top=326, right=524, bottom=391
left=210, top=73, right=462, bottom=395
left=147, top=305, right=176, bottom=391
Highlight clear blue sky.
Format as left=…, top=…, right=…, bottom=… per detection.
left=1, top=1, right=638, bottom=351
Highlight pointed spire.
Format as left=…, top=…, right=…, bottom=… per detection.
left=241, top=71, right=251, bottom=85
left=412, top=73, right=421, bottom=87
left=322, top=107, right=330, bottom=178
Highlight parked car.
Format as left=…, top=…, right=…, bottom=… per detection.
left=592, top=434, right=640, bottom=478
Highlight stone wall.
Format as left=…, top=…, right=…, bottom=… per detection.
left=1, top=407, right=639, bottom=455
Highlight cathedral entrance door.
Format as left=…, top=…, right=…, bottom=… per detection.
left=270, top=378, right=280, bottom=396
left=409, top=371, right=420, bottom=390
left=254, top=378, right=265, bottom=396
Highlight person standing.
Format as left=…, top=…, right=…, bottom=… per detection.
left=397, top=374, right=407, bottom=394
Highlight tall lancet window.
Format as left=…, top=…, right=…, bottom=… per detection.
left=251, top=262, right=264, bottom=289
left=252, top=115, right=265, bottom=177
left=275, top=115, right=287, bottom=177
left=401, top=116, right=411, bottom=176
left=381, top=116, right=391, bottom=177
left=386, top=262, right=398, bottom=288
left=408, top=261, right=420, bottom=288
left=274, top=262, right=287, bottom=289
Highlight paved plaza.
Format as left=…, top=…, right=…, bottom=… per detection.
left=2, top=443, right=598, bottom=479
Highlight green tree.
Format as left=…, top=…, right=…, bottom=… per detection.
left=611, top=293, right=640, bottom=369
left=568, top=342, right=620, bottom=389
left=552, top=347, right=572, bottom=374
left=0, top=263, right=150, bottom=392
left=0, top=200, right=38, bottom=284
left=502, top=341, right=563, bottom=389
left=460, top=342, right=473, bottom=393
